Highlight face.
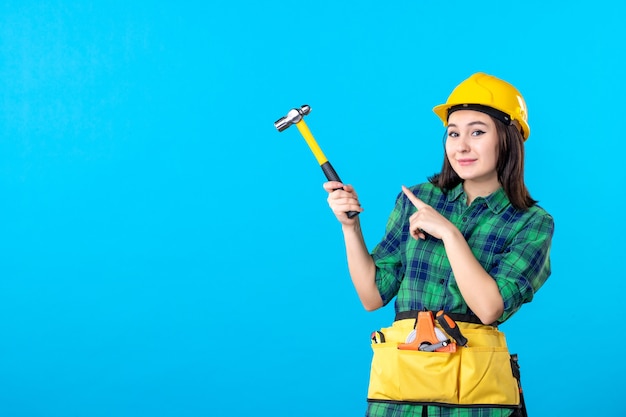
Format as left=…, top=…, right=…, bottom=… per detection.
left=445, top=110, right=500, bottom=189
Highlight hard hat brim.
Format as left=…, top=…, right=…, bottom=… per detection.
left=432, top=103, right=530, bottom=140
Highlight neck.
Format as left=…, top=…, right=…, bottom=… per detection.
left=463, top=180, right=501, bottom=205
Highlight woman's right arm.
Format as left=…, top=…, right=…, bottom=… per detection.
left=324, top=181, right=383, bottom=311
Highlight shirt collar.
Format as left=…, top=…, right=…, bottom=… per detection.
left=448, top=183, right=510, bottom=214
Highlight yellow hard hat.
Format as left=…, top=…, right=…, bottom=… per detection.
left=433, top=72, right=530, bottom=140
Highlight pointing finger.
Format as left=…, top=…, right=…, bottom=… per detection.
left=402, top=185, right=427, bottom=209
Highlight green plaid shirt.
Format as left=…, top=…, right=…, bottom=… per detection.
left=367, top=182, right=554, bottom=417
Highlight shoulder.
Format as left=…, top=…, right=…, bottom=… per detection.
left=528, top=203, right=555, bottom=231
left=504, top=203, right=555, bottom=236
left=523, top=204, right=553, bottom=223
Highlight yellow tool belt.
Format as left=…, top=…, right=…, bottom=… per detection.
left=367, top=317, right=521, bottom=407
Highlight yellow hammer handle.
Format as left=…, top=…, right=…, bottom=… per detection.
left=291, top=115, right=359, bottom=218
left=295, top=119, right=328, bottom=166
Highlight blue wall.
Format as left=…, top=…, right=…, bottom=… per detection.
left=1, top=1, right=624, bottom=416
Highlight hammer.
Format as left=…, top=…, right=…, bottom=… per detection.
left=274, top=104, right=358, bottom=218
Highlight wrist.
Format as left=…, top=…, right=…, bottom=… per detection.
left=441, top=225, right=463, bottom=243
left=341, top=218, right=361, bottom=234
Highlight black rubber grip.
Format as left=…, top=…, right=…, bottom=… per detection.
left=436, top=311, right=468, bottom=346
left=320, top=161, right=359, bottom=218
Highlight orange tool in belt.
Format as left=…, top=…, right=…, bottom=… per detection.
left=436, top=310, right=469, bottom=347
left=398, top=311, right=456, bottom=353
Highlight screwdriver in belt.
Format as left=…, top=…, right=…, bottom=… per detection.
left=436, top=311, right=468, bottom=347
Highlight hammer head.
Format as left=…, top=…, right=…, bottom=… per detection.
left=274, top=105, right=311, bottom=132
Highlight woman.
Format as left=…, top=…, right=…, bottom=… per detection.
left=324, top=72, right=554, bottom=417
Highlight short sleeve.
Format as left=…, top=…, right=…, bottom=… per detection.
left=492, top=210, right=555, bottom=322
left=371, top=191, right=407, bottom=306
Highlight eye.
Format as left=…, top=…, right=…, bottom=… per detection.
left=447, top=131, right=459, bottom=138
left=471, top=130, right=486, bottom=137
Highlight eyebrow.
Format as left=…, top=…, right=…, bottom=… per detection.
left=447, top=121, right=489, bottom=128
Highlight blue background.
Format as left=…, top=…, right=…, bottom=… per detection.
left=1, top=1, right=624, bottom=416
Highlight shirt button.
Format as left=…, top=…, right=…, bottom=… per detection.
left=462, top=217, right=467, bottom=222
left=439, top=279, right=445, bottom=284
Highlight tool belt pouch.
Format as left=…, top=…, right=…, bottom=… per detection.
left=367, top=319, right=520, bottom=407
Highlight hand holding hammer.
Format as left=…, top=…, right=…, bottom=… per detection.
left=274, top=105, right=359, bottom=219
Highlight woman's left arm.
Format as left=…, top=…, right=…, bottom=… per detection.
left=440, top=229, right=504, bottom=324
left=402, top=186, right=552, bottom=324
left=401, top=186, right=505, bottom=324
left=402, top=186, right=554, bottom=324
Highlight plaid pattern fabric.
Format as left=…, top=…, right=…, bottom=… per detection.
left=366, top=402, right=515, bottom=417
left=367, top=182, right=554, bottom=416
left=372, top=182, right=553, bottom=322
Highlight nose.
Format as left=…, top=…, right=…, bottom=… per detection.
left=454, top=135, right=470, bottom=153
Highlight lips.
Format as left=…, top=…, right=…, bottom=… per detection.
left=457, top=158, right=477, bottom=166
